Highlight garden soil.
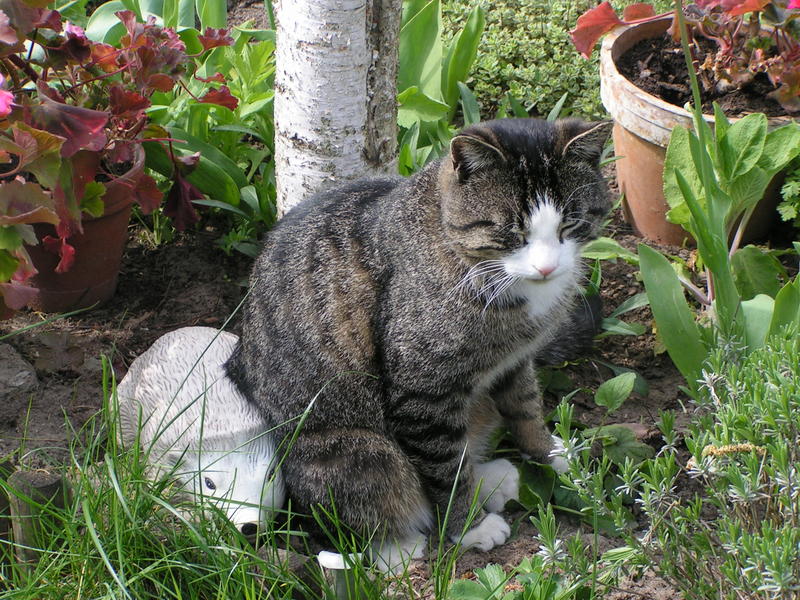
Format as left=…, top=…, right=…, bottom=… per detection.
left=0, top=202, right=686, bottom=597
left=617, top=33, right=788, bottom=117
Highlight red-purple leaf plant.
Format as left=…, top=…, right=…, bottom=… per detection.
left=571, top=0, right=800, bottom=112
left=0, top=1, right=235, bottom=316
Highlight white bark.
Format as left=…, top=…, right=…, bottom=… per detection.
left=274, top=0, right=399, bottom=217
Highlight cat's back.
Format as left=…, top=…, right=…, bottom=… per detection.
left=257, top=175, right=404, bottom=263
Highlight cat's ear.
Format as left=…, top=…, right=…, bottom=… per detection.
left=450, top=132, right=507, bottom=183
left=558, top=120, right=613, bottom=164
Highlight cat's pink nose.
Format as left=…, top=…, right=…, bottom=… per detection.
left=536, top=264, right=556, bottom=277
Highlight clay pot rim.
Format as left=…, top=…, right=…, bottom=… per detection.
left=600, top=17, right=794, bottom=148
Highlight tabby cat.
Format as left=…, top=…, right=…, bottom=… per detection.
left=227, top=118, right=612, bottom=568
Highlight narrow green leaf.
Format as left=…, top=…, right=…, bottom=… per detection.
left=546, top=92, right=569, bottom=122
left=442, top=6, right=485, bottom=115
left=609, top=292, right=649, bottom=318
left=769, top=279, right=800, bottom=337
left=457, top=82, right=481, bottom=126
left=597, top=318, right=646, bottom=337
left=638, top=244, right=706, bottom=383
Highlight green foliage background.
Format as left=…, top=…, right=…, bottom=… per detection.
left=441, top=0, right=675, bottom=120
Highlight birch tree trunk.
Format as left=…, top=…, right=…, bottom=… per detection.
left=274, top=0, right=400, bottom=217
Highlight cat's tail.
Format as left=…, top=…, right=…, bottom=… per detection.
left=535, top=293, right=603, bottom=367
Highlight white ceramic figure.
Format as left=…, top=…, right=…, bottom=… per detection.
left=117, top=327, right=285, bottom=534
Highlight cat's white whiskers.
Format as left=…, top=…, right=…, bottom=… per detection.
left=451, top=260, right=507, bottom=300
left=481, top=273, right=519, bottom=313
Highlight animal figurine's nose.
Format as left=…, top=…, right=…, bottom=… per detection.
left=241, top=522, right=258, bottom=536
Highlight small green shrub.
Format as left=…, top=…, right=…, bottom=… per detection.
left=443, top=0, right=603, bottom=119
left=555, top=328, right=800, bottom=600
left=442, top=0, right=676, bottom=119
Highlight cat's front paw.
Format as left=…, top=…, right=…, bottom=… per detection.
left=548, top=434, right=569, bottom=474
left=457, top=513, right=510, bottom=552
left=474, top=459, right=519, bottom=513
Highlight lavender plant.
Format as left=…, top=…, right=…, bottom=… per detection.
left=553, top=328, right=800, bottom=600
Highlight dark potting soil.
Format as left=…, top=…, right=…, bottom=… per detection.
left=617, top=34, right=790, bottom=117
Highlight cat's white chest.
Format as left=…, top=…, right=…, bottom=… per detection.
left=511, top=276, right=575, bottom=321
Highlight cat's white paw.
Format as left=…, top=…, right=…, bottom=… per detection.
left=371, top=532, right=427, bottom=574
left=457, top=513, right=510, bottom=552
left=549, top=434, right=569, bottom=474
left=474, top=459, right=519, bottom=513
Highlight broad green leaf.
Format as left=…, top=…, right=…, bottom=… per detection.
left=0, top=250, right=19, bottom=281
left=727, top=166, right=770, bottom=216
left=638, top=244, right=706, bottom=383
left=196, top=0, right=226, bottom=30
left=168, top=127, right=249, bottom=190
left=79, top=181, right=107, bottom=217
left=595, top=360, right=649, bottom=396
left=474, top=564, right=508, bottom=597
left=581, top=236, right=639, bottom=265
left=85, top=1, right=128, bottom=44
left=769, top=279, right=800, bottom=337
left=719, top=112, right=766, bottom=182
left=178, top=0, right=194, bottom=28
left=457, top=82, right=480, bottom=126
left=0, top=227, right=22, bottom=251
left=397, top=87, right=450, bottom=127
left=758, top=122, right=800, bottom=176
left=447, top=580, right=491, bottom=600
left=515, top=461, right=555, bottom=510
left=740, top=293, right=775, bottom=351
left=177, top=28, right=204, bottom=55
left=731, top=245, right=783, bottom=300
left=138, top=0, right=165, bottom=22
left=663, top=126, right=703, bottom=215
left=142, top=140, right=240, bottom=207
left=399, top=0, right=443, bottom=101
left=594, top=372, right=636, bottom=414
left=442, top=6, right=485, bottom=115
left=582, top=425, right=655, bottom=466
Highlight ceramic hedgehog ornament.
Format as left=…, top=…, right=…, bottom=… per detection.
left=116, top=327, right=285, bottom=534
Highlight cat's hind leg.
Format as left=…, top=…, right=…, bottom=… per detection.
left=282, top=428, right=432, bottom=557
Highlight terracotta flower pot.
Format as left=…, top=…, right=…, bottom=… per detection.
left=600, top=17, right=790, bottom=245
left=25, top=150, right=145, bottom=313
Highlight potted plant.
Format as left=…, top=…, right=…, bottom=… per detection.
left=0, top=3, right=235, bottom=314
left=571, top=0, right=800, bottom=244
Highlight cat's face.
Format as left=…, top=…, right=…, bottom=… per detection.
left=439, top=118, right=612, bottom=310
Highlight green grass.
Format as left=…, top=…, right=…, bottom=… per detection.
left=0, top=357, right=607, bottom=599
